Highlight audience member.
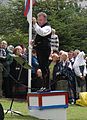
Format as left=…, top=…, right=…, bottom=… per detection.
left=31, top=69, right=44, bottom=92
left=9, top=46, right=28, bottom=98
left=50, top=28, right=59, bottom=53
left=73, top=51, right=87, bottom=94
left=49, top=52, right=60, bottom=90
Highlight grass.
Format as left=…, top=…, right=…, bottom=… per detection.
left=67, top=105, right=87, bottom=120
left=0, top=98, right=38, bottom=120
left=0, top=98, right=87, bottom=120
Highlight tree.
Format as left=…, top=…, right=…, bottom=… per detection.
left=0, top=0, right=87, bottom=52
left=33, top=0, right=87, bottom=51
left=0, top=0, right=29, bottom=46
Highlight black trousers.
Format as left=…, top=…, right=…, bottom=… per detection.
left=36, top=46, right=51, bottom=89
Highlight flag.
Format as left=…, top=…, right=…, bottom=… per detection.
left=24, top=0, right=30, bottom=17
left=24, top=0, right=36, bottom=17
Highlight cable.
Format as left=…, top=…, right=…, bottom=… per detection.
left=2, top=65, right=37, bottom=91
left=2, top=64, right=61, bottom=92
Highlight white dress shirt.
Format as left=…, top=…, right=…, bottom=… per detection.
left=73, top=51, right=87, bottom=77
left=33, top=23, right=51, bottom=37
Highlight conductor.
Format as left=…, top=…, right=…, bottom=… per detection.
left=32, top=12, right=52, bottom=89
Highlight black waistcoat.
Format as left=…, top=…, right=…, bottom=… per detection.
left=34, top=23, right=51, bottom=49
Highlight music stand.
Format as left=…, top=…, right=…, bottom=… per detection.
left=5, top=66, right=23, bottom=116
left=5, top=55, right=31, bottom=116
left=9, top=54, right=31, bottom=69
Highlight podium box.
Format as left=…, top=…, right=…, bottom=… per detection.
left=27, top=91, right=68, bottom=120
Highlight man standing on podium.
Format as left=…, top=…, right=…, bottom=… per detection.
left=32, top=12, right=52, bottom=89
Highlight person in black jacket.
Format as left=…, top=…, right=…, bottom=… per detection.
left=32, top=12, right=52, bottom=89
left=53, top=52, right=76, bottom=104
left=9, top=46, right=28, bottom=99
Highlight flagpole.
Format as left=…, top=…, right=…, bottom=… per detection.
left=28, top=0, right=32, bottom=93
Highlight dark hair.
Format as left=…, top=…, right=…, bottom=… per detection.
left=32, top=49, right=36, bottom=54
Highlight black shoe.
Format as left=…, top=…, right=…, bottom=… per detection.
left=69, top=99, right=75, bottom=105
left=37, top=87, right=51, bottom=93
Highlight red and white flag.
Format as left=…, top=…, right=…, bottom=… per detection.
left=24, top=0, right=36, bottom=17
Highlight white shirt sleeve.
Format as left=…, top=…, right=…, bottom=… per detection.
left=74, top=66, right=82, bottom=77
left=33, top=23, right=51, bottom=37
left=83, top=65, right=87, bottom=76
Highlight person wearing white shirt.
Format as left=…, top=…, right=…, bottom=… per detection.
left=32, top=12, right=52, bottom=89
left=73, top=51, right=87, bottom=79
left=73, top=51, right=87, bottom=92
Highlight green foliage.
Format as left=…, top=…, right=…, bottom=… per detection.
left=0, top=0, right=29, bottom=46
left=33, top=0, right=87, bottom=52
left=1, top=99, right=87, bottom=120
left=0, top=0, right=87, bottom=52
left=0, top=29, right=28, bottom=47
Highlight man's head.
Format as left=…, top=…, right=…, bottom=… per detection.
left=74, top=49, right=80, bottom=58
left=13, top=46, right=23, bottom=55
left=37, top=12, right=47, bottom=26
left=1, top=40, right=7, bottom=49
left=36, top=69, right=42, bottom=78
left=61, top=52, right=68, bottom=61
left=68, top=50, right=74, bottom=60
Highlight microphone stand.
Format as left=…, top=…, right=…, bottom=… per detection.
left=5, top=66, right=23, bottom=116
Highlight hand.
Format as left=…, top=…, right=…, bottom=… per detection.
left=80, top=76, right=85, bottom=80
left=30, top=40, right=34, bottom=46
left=32, top=17, right=37, bottom=25
left=36, top=69, right=42, bottom=78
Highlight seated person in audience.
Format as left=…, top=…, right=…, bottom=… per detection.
left=31, top=69, right=44, bottom=92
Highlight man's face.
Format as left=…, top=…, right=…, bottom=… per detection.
left=68, top=52, right=74, bottom=59
left=37, top=15, right=46, bottom=26
left=61, top=54, right=68, bottom=61
left=2, top=43, right=7, bottom=49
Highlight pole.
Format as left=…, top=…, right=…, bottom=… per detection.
left=28, top=0, right=32, bottom=93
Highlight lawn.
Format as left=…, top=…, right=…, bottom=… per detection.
left=0, top=98, right=87, bottom=120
